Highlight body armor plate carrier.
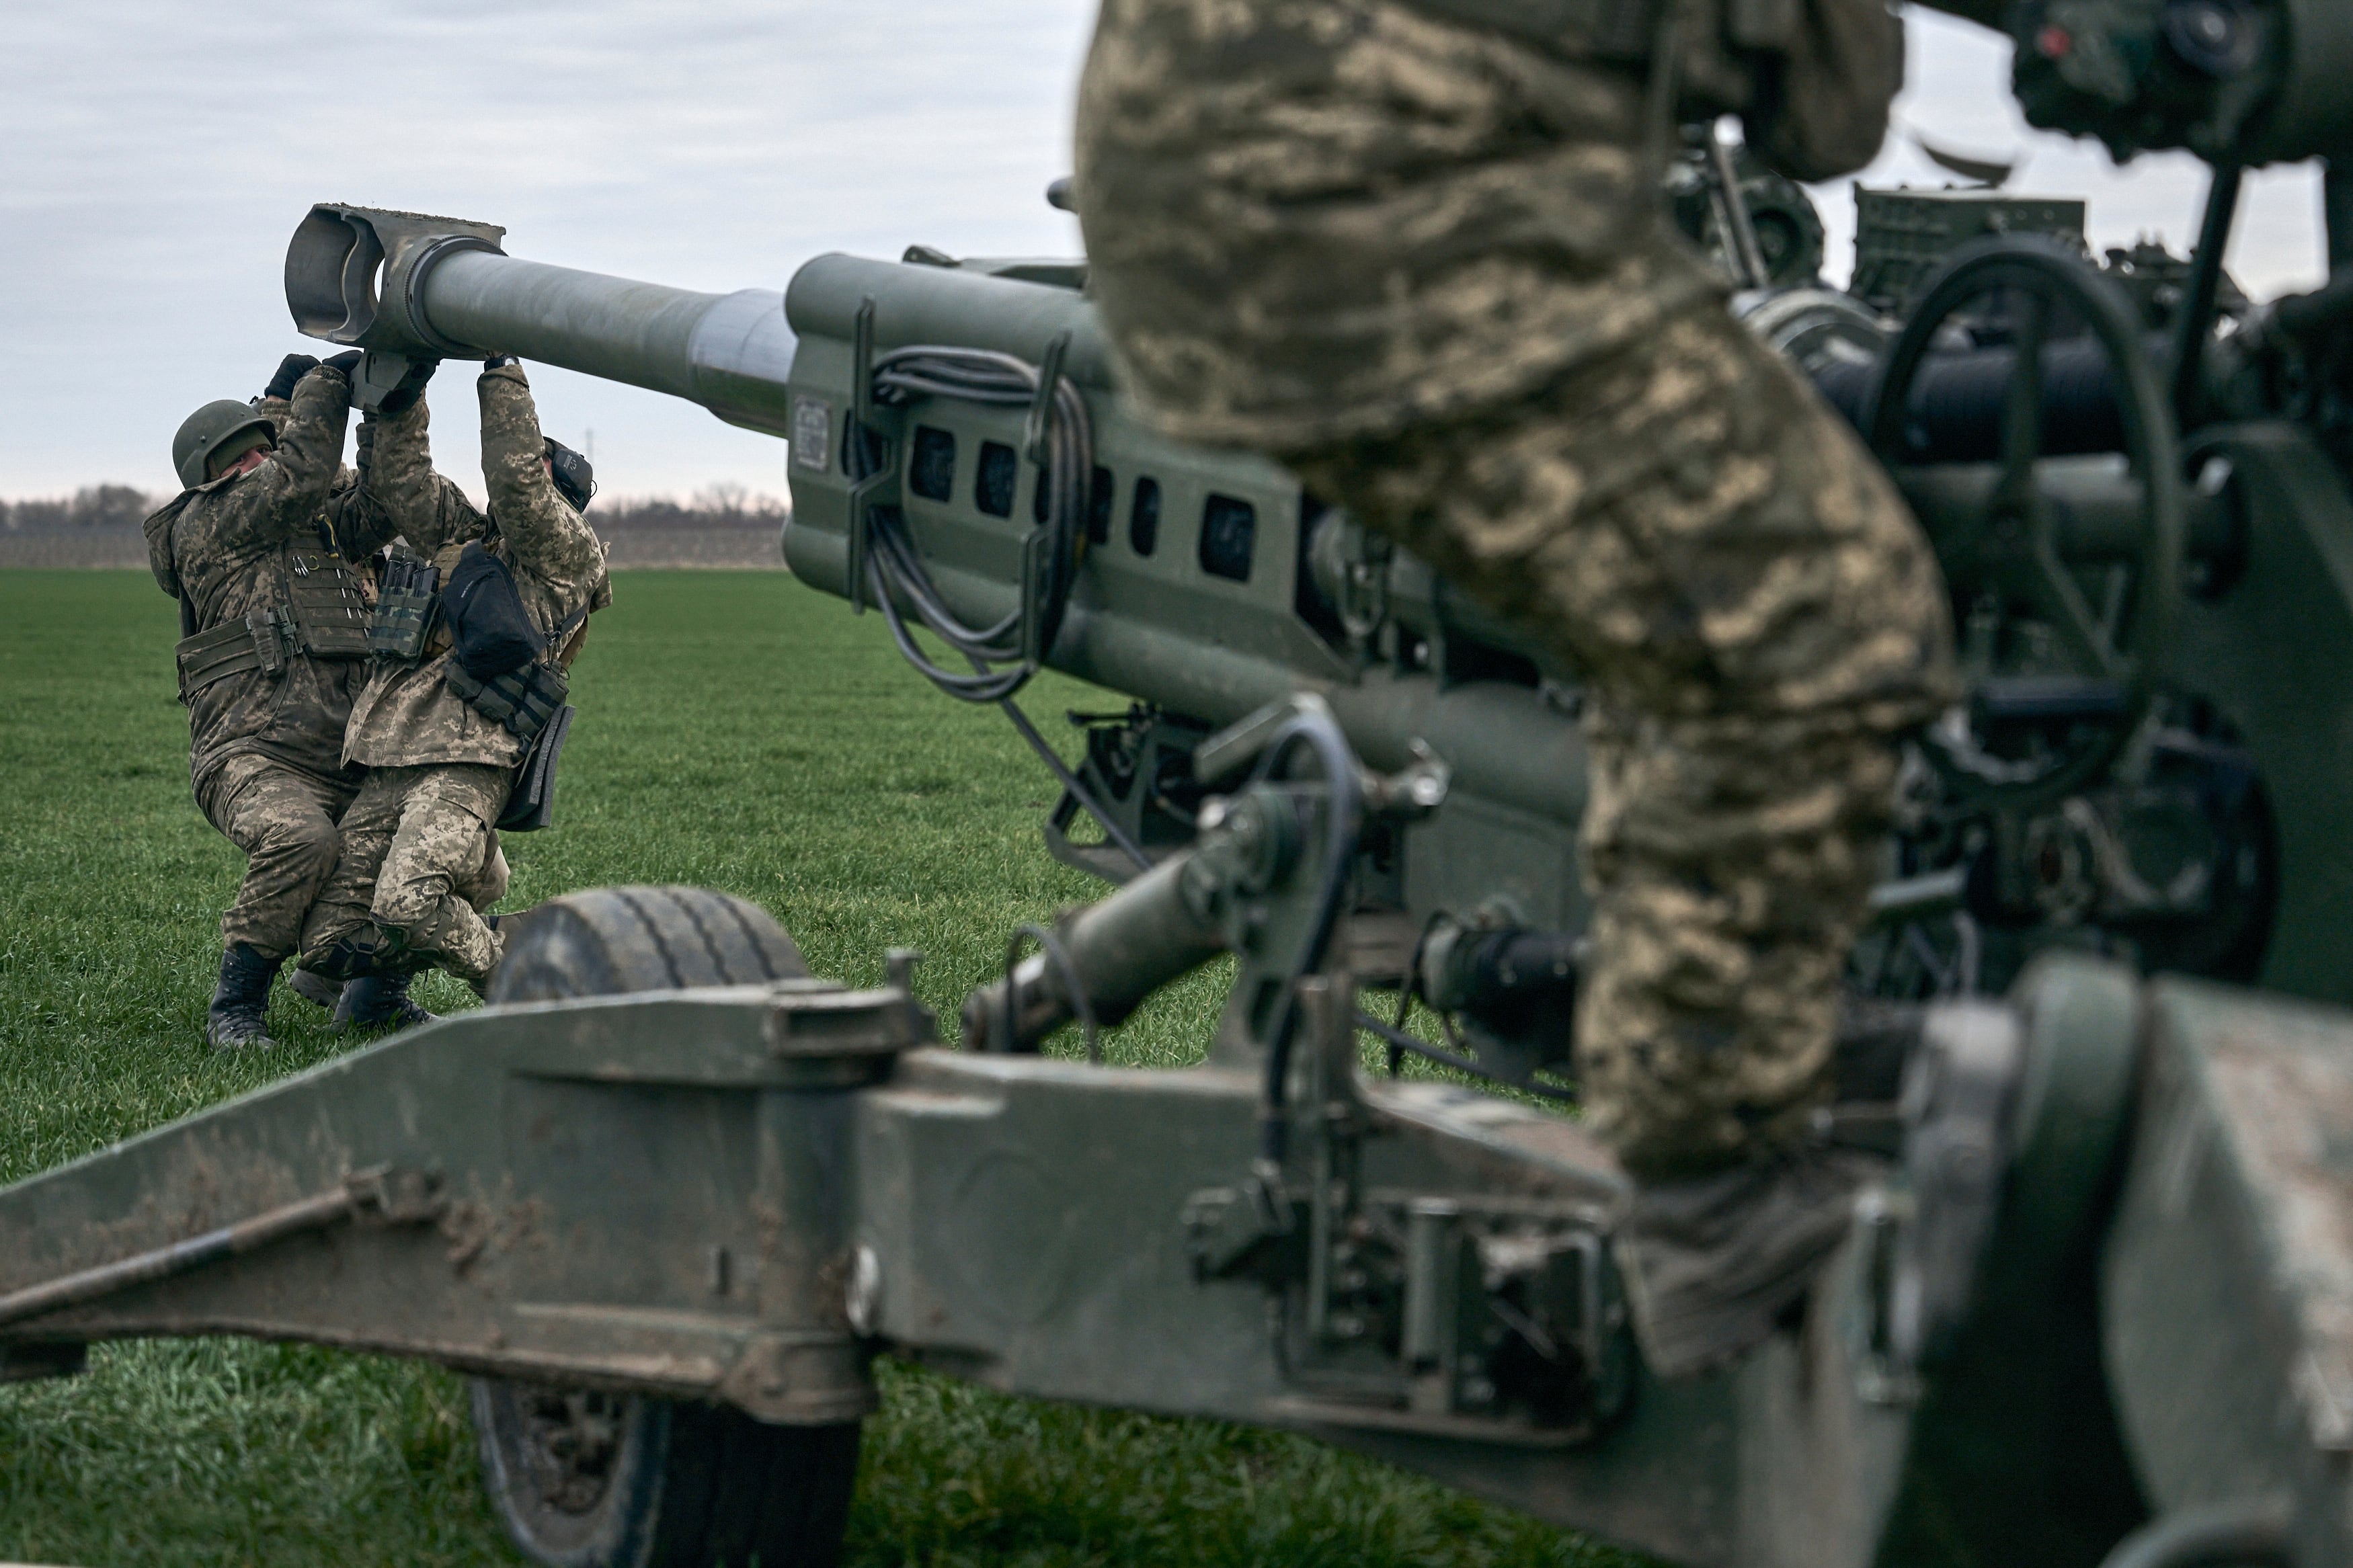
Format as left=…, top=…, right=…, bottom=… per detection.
left=174, top=549, right=372, bottom=699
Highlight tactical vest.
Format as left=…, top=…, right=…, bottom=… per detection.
left=366, top=540, right=584, bottom=747
left=174, top=544, right=373, bottom=700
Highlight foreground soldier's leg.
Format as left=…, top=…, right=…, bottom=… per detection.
left=1577, top=705, right=1906, bottom=1369
left=1075, top=0, right=1952, bottom=1373
left=1290, top=301, right=1957, bottom=1372
left=368, top=764, right=511, bottom=989
left=298, top=768, right=410, bottom=981
left=1574, top=708, right=1901, bottom=1170
left=333, top=827, right=506, bottom=1032
left=194, top=755, right=354, bottom=1049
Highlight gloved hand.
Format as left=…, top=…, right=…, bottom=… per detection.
left=263, top=353, right=319, bottom=401
left=482, top=354, right=519, bottom=370
left=354, top=415, right=377, bottom=477
left=376, top=358, right=439, bottom=416
left=322, top=349, right=366, bottom=380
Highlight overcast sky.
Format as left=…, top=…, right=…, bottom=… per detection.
left=0, top=3, right=2331, bottom=504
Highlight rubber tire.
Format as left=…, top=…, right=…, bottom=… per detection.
left=493, top=884, right=809, bottom=1001
left=471, top=884, right=861, bottom=1568
left=472, top=1383, right=863, bottom=1568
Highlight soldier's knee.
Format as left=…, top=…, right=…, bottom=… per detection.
left=456, top=831, right=510, bottom=910
left=255, top=811, right=341, bottom=878
left=372, top=876, right=440, bottom=934
left=303, top=923, right=403, bottom=981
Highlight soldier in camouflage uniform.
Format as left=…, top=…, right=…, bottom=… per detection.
left=298, top=358, right=608, bottom=993
left=1075, top=0, right=2009, bottom=1373
left=144, top=352, right=405, bottom=1050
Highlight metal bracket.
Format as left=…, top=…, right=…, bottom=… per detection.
left=1023, top=331, right=1070, bottom=470
left=1017, top=526, right=1051, bottom=668
left=351, top=349, right=439, bottom=416
left=760, top=976, right=934, bottom=1088
left=842, top=295, right=896, bottom=618
left=1886, top=1003, right=2027, bottom=1370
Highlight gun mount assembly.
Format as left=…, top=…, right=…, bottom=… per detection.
left=13, top=4, right=2353, bottom=1564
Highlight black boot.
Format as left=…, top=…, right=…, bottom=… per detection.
left=288, top=967, right=342, bottom=1010
left=205, top=943, right=281, bottom=1051
left=1617, top=1149, right=1877, bottom=1380
left=333, top=973, right=436, bottom=1034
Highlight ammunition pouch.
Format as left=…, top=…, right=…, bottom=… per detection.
left=369, top=554, right=442, bottom=663
left=286, top=558, right=372, bottom=658
left=175, top=612, right=278, bottom=696
left=444, top=658, right=570, bottom=745
left=437, top=589, right=593, bottom=831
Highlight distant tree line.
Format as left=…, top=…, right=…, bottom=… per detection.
left=595, top=484, right=788, bottom=530
left=1, top=483, right=787, bottom=534
left=1, top=485, right=155, bottom=533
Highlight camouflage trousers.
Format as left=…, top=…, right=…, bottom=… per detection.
left=1285, top=300, right=1958, bottom=1178
left=196, top=754, right=360, bottom=962
left=299, top=764, right=512, bottom=985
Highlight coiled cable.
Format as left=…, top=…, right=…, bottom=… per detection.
left=845, top=344, right=1092, bottom=702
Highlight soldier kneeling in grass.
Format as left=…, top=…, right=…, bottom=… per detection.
left=297, top=356, right=609, bottom=998
left=144, top=352, right=409, bottom=1049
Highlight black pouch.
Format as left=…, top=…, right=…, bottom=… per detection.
left=444, top=658, right=571, bottom=743
left=444, top=542, right=540, bottom=679
left=497, top=704, right=575, bottom=833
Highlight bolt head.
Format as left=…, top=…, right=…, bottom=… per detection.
left=845, top=1245, right=885, bottom=1336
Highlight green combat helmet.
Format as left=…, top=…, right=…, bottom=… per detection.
left=170, top=400, right=275, bottom=490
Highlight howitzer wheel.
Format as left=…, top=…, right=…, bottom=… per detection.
left=1866, top=235, right=2187, bottom=810
left=472, top=885, right=860, bottom=1568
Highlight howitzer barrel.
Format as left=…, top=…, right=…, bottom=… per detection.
left=286, top=204, right=1596, bottom=890
left=284, top=203, right=797, bottom=434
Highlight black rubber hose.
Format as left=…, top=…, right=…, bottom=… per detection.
left=1353, top=1009, right=1577, bottom=1104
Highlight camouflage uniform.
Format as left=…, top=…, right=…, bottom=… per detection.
left=1074, top=0, right=1964, bottom=1178
left=299, top=364, right=608, bottom=985
left=143, top=365, right=395, bottom=961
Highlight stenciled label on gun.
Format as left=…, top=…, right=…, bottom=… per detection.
left=791, top=397, right=832, bottom=472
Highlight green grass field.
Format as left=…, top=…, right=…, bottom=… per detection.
left=0, top=569, right=1640, bottom=1567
